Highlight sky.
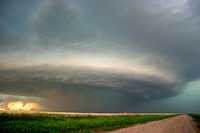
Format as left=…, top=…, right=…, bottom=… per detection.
left=0, top=0, right=200, bottom=113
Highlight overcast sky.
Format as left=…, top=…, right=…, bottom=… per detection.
left=0, top=0, right=200, bottom=113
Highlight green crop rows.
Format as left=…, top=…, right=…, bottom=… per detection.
left=0, top=113, right=177, bottom=133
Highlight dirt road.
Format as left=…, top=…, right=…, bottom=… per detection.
left=104, top=114, right=200, bottom=133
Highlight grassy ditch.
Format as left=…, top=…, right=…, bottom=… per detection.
left=0, top=113, right=178, bottom=133
left=189, top=114, right=200, bottom=128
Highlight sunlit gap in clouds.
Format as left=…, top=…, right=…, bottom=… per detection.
left=0, top=101, right=40, bottom=111
left=9, top=102, right=38, bottom=111
left=0, top=94, right=44, bottom=111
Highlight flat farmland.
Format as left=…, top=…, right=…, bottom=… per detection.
left=0, top=111, right=179, bottom=133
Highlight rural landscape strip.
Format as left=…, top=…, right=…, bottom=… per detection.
left=0, top=113, right=178, bottom=133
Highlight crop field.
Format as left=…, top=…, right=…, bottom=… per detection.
left=189, top=114, right=200, bottom=128
left=0, top=112, right=178, bottom=133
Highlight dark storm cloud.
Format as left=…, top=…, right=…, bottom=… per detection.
left=0, top=0, right=200, bottom=112
left=0, top=65, right=182, bottom=112
left=187, top=0, right=200, bottom=17
left=28, top=0, right=95, bottom=52
left=74, top=0, right=200, bottom=81
left=0, top=0, right=41, bottom=57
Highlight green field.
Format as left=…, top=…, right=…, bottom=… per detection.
left=0, top=113, right=177, bottom=133
left=189, top=114, right=200, bottom=128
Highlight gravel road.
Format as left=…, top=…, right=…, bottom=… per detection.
left=103, top=114, right=200, bottom=133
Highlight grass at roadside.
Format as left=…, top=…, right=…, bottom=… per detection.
left=0, top=113, right=178, bottom=133
left=189, top=114, right=200, bottom=128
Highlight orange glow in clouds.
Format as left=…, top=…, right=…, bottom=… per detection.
left=7, top=102, right=39, bottom=111
left=0, top=102, right=6, bottom=110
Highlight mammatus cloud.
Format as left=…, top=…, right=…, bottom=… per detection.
left=0, top=0, right=200, bottom=112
